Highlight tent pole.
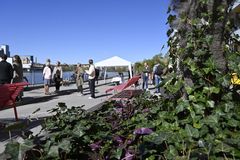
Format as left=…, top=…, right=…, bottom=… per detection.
left=104, top=68, right=107, bottom=83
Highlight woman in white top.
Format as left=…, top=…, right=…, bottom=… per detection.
left=43, top=62, right=52, bottom=95
left=52, top=61, right=63, bottom=92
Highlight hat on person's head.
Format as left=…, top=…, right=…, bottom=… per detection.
left=89, top=59, right=93, bottom=64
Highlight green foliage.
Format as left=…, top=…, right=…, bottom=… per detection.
left=134, top=54, right=170, bottom=74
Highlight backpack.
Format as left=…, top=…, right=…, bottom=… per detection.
left=54, top=69, right=61, bottom=80
left=95, top=68, right=100, bottom=79
left=56, top=69, right=61, bottom=76
left=155, top=64, right=163, bottom=76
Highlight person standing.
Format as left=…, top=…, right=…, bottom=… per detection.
left=153, top=63, right=163, bottom=93
left=75, top=63, right=84, bottom=96
left=85, top=59, right=96, bottom=99
left=12, top=55, right=23, bottom=83
left=0, top=53, right=13, bottom=84
left=142, top=62, right=150, bottom=90
left=12, top=55, right=24, bottom=100
left=43, top=61, right=52, bottom=95
left=52, top=61, right=63, bottom=93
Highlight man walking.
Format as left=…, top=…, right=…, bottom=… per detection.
left=85, top=59, right=96, bottom=99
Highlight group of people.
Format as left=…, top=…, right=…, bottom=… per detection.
left=43, top=59, right=97, bottom=99
left=3, top=53, right=161, bottom=101
left=42, top=60, right=63, bottom=95
left=0, top=53, right=24, bottom=100
left=141, top=62, right=166, bottom=93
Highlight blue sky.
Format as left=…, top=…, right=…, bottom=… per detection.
left=0, top=0, right=170, bottom=64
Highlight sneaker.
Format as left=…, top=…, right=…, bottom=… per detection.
left=88, top=97, right=95, bottom=99
left=78, top=93, right=83, bottom=96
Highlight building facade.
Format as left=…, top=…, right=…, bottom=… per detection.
left=0, top=44, right=10, bottom=57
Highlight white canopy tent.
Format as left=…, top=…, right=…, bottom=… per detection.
left=95, top=56, right=133, bottom=82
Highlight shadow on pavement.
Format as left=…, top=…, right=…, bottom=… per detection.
left=0, top=118, right=45, bottom=143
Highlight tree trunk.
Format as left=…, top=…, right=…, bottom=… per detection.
left=209, top=0, right=229, bottom=74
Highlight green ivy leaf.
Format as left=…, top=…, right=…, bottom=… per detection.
left=203, top=86, right=220, bottom=94
left=4, top=141, right=20, bottom=160
left=58, top=139, right=71, bottom=153
left=207, top=100, right=215, bottom=108
left=72, top=124, right=85, bottom=137
left=112, top=148, right=122, bottom=159
left=167, top=14, right=177, bottom=24
left=48, top=145, right=59, bottom=158
left=193, top=122, right=202, bottom=129
left=203, top=68, right=211, bottom=74
left=168, top=145, right=178, bottom=159
left=204, top=115, right=219, bottom=129
left=214, top=142, right=235, bottom=154
left=185, top=124, right=199, bottom=138
left=176, top=100, right=189, bottom=114
left=192, top=103, right=205, bottom=115
left=185, top=86, right=193, bottom=95
left=146, top=155, right=156, bottom=160
left=153, top=132, right=171, bottom=145
left=227, top=119, right=239, bottom=128
left=199, top=125, right=209, bottom=137
left=205, top=35, right=213, bottom=45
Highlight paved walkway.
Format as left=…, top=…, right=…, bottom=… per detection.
left=0, top=79, right=114, bottom=121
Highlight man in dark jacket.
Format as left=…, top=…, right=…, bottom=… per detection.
left=0, top=53, right=13, bottom=84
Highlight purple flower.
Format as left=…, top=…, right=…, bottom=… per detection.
left=89, top=141, right=101, bottom=151
left=115, top=108, right=123, bottom=114
left=133, top=128, right=153, bottom=135
left=127, top=139, right=133, bottom=145
left=142, top=108, right=150, bottom=113
left=114, top=101, right=125, bottom=108
left=113, top=135, right=123, bottom=144
left=122, top=151, right=134, bottom=160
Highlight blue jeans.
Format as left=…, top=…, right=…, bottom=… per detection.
left=142, top=76, right=148, bottom=90
left=155, top=75, right=161, bottom=93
